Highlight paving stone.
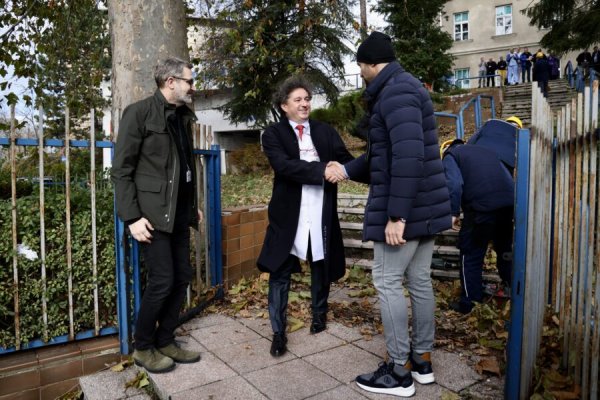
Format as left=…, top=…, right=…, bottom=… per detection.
left=237, top=317, right=273, bottom=338
left=433, top=350, right=482, bottom=393
left=244, top=358, right=339, bottom=400
left=148, top=351, right=237, bottom=399
left=211, top=337, right=295, bottom=374
left=306, top=384, right=369, bottom=399
left=79, top=367, right=149, bottom=400
left=353, top=381, right=447, bottom=400
left=326, top=322, right=364, bottom=343
left=460, top=376, right=505, bottom=399
left=353, top=334, right=387, bottom=358
left=170, top=375, right=267, bottom=400
left=190, top=321, right=262, bottom=350
left=304, top=344, right=381, bottom=384
left=177, top=313, right=235, bottom=333
left=287, top=328, right=345, bottom=357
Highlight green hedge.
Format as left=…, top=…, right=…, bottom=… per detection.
left=0, top=185, right=117, bottom=349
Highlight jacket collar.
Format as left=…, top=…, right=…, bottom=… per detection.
left=363, top=61, right=403, bottom=107
left=153, top=89, right=197, bottom=121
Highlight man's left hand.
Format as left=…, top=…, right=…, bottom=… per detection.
left=385, top=220, right=407, bottom=246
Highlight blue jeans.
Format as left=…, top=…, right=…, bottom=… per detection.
left=372, top=237, right=435, bottom=365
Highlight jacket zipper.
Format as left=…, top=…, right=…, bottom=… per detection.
left=166, top=153, right=177, bottom=224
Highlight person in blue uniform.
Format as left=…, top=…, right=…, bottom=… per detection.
left=441, top=139, right=514, bottom=314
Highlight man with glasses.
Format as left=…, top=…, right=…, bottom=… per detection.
left=112, top=57, right=202, bottom=373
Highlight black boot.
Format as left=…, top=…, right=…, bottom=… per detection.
left=270, top=332, right=287, bottom=357
left=310, top=312, right=327, bottom=334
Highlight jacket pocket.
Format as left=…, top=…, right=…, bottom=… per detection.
left=143, top=122, right=170, bottom=159
left=136, top=175, right=167, bottom=210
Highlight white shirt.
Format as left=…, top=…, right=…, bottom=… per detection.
left=289, top=121, right=324, bottom=262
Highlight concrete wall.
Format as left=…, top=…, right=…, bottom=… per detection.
left=442, top=0, right=579, bottom=84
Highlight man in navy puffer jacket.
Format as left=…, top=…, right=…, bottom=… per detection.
left=336, top=32, right=451, bottom=398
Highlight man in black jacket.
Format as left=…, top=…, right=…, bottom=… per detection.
left=257, top=76, right=353, bottom=357
left=486, top=58, right=498, bottom=87
left=112, top=57, right=202, bottom=373
left=335, top=32, right=451, bottom=398
left=441, top=139, right=514, bottom=314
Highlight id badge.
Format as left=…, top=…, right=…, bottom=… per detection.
left=186, top=169, right=192, bottom=182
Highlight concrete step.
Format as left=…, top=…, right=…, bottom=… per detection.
left=80, top=366, right=151, bottom=400
left=343, top=239, right=459, bottom=257
left=345, top=258, right=501, bottom=282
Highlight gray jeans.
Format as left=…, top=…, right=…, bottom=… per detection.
left=372, top=237, right=435, bottom=365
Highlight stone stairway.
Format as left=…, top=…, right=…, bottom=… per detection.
left=338, top=194, right=500, bottom=283
left=501, top=79, right=576, bottom=126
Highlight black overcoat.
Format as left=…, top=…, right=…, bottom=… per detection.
left=257, top=118, right=354, bottom=283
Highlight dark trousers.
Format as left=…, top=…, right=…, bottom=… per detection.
left=134, top=209, right=192, bottom=350
left=486, top=75, right=495, bottom=87
left=521, top=66, right=531, bottom=82
left=268, top=244, right=329, bottom=334
left=458, top=207, right=513, bottom=309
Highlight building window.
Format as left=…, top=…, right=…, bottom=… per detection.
left=496, top=5, right=512, bottom=35
left=454, top=12, right=469, bottom=41
left=455, top=68, right=470, bottom=88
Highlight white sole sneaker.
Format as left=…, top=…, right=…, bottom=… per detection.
left=411, top=371, right=435, bottom=384
left=356, top=381, right=416, bottom=397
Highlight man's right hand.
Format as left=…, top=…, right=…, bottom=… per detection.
left=129, top=217, right=154, bottom=243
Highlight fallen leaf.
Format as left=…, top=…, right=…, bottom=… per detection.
left=475, top=357, right=501, bottom=376
left=110, top=359, right=132, bottom=372
left=440, top=390, right=461, bottom=400
left=288, top=316, right=304, bottom=332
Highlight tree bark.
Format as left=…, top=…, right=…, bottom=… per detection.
left=360, top=0, right=367, bottom=38
left=108, top=0, right=188, bottom=139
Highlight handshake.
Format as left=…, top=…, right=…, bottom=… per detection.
left=324, top=161, right=347, bottom=184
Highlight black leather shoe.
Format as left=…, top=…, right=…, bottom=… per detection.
left=310, top=312, right=327, bottom=334
left=270, top=333, right=287, bottom=357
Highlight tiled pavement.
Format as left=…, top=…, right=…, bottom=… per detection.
left=80, top=308, right=504, bottom=400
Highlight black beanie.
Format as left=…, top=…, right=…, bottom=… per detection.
left=356, top=31, right=396, bottom=64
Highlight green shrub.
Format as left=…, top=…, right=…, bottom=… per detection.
left=228, top=143, right=270, bottom=175
left=0, top=184, right=116, bottom=349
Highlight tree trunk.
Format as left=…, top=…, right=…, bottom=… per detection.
left=360, top=0, right=367, bottom=38
left=107, top=0, right=188, bottom=139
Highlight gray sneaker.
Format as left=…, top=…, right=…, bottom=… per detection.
left=133, top=348, right=176, bottom=373
left=157, top=342, right=201, bottom=363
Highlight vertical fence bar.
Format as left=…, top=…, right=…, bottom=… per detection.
left=37, top=106, right=48, bottom=343
left=193, top=124, right=204, bottom=302
left=90, top=108, right=100, bottom=335
left=572, top=93, right=584, bottom=382
left=580, top=87, right=591, bottom=398
left=505, top=127, right=530, bottom=399
left=590, top=80, right=599, bottom=399
left=65, top=107, right=74, bottom=340
left=203, top=125, right=211, bottom=287
left=9, top=103, right=20, bottom=350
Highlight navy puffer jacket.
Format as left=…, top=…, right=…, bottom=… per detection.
left=345, top=62, right=451, bottom=242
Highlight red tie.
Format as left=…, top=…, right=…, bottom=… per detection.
left=296, top=124, right=304, bottom=141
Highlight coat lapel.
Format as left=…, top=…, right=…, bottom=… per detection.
left=309, top=121, right=328, bottom=162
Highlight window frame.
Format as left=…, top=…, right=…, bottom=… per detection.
left=455, top=68, right=470, bottom=88
left=495, top=4, right=513, bottom=36
left=453, top=11, right=469, bottom=41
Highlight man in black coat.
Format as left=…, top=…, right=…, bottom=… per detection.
left=257, top=76, right=354, bottom=357
left=533, top=52, right=551, bottom=97
left=485, top=58, right=498, bottom=87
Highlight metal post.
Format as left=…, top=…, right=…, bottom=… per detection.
left=9, top=103, right=20, bottom=350
left=37, top=105, right=48, bottom=343
left=90, top=108, right=100, bottom=335
left=64, top=108, right=74, bottom=340
left=505, top=128, right=531, bottom=399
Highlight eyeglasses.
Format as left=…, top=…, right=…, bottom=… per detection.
left=172, top=76, right=194, bottom=86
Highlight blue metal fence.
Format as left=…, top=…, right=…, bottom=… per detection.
left=435, top=94, right=496, bottom=139
left=1, top=109, right=223, bottom=356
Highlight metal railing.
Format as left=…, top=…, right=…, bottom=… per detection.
left=0, top=106, right=223, bottom=356
left=434, top=94, right=496, bottom=139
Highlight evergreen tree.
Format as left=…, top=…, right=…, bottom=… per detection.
left=524, top=0, right=600, bottom=54
left=199, top=0, right=357, bottom=127
left=374, top=0, right=453, bottom=89
left=0, top=0, right=110, bottom=137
